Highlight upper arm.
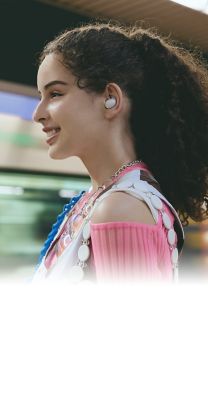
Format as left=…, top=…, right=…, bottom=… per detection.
left=91, top=191, right=156, bottom=225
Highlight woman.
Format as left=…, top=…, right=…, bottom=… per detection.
left=32, top=22, right=208, bottom=283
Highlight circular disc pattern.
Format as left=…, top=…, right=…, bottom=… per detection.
left=78, top=244, right=90, bottom=262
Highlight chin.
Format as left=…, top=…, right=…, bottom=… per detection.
left=49, top=153, right=66, bottom=160
left=48, top=149, right=71, bottom=160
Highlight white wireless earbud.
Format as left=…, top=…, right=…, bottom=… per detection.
left=104, top=96, right=117, bottom=109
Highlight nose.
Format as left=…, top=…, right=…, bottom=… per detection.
left=32, top=99, right=48, bottom=123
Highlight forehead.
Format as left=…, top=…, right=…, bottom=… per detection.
left=37, top=53, right=75, bottom=89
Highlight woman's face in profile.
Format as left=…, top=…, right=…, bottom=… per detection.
left=33, top=53, right=104, bottom=160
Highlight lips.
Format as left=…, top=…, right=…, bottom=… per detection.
left=46, top=134, right=59, bottom=145
left=43, top=127, right=61, bottom=145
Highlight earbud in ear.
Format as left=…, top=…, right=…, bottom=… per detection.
left=104, top=96, right=117, bottom=109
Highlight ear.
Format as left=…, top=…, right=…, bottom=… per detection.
left=103, top=83, right=124, bottom=119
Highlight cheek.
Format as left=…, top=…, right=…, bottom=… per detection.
left=48, top=102, right=62, bottom=115
left=48, top=101, right=76, bottom=125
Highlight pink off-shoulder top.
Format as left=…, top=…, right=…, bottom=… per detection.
left=35, top=162, right=180, bottom=282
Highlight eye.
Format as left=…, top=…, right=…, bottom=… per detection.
left=50, top=91, right=62, bottom=98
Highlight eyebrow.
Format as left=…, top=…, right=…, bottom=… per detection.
left=38, top=80, right=68, bottom=93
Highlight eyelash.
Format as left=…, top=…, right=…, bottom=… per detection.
left=50, top=92, right=62, bottom=98
left=38, top=91, right=62, bottom=102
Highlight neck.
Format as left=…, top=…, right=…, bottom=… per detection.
left=79, top=126, right=139, bottom=191
left=83, top=156, right=140, bottom=192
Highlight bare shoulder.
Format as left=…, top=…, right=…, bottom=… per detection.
left=91, top=191, right=156, bottom=225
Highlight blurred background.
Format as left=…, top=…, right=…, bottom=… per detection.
left=0, top=0, right=208, bottom=281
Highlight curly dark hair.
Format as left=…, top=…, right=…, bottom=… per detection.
left=39, top=22, right=208, bottom=225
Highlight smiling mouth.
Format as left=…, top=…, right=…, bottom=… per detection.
left=46, top=128, right=60, bottom=145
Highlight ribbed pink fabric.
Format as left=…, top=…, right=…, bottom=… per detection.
left=90, top=206, right=175, bottom=282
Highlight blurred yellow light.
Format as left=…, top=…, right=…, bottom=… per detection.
left=203, top=232, right=208, bottom=244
